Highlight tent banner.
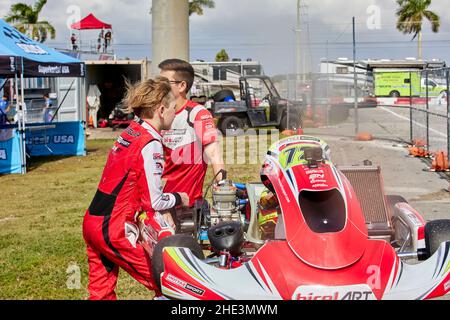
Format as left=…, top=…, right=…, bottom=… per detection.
left=25, top=121, right=86, bottom=157
left=21, top=58, right=85, bottom=78
left=0, top=56, right=17, bottom=77
left=0, top=127, right=23, bottom=174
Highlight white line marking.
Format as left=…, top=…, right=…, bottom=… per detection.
left=379, top=106, right=447, bottom=138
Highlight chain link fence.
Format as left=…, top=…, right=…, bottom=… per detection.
left=275, top=71, right=374, bottom=128
left=275, top=68, right=450, bottom=159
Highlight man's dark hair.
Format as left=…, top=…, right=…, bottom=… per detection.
left=158, top=59, right=195, bottom=94
left=43, top=93, right=49, bottom=98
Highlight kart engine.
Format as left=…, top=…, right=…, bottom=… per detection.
left=210, top=180, right=240, bottom=226
left=178, top=171, right=245, bottom=237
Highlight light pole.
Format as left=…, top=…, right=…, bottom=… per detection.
left=296, top=0, right=302, bottom=80
left=353, top=17, right=359, bottom=134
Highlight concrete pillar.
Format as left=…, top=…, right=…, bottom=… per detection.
left=151, top=0, right=189, bottom=76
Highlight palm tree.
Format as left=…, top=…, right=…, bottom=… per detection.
left=215, top=49, right=230, bottom=62
left=150, top=0, right=215, bottom=17
left=5, top=0, right=55, bottom=43
left=189, top=0, right=215, bottom=16
left=396, top=0, right=440, bottom=60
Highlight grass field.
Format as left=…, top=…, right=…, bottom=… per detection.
left=0, top=137, right=271, bottom=299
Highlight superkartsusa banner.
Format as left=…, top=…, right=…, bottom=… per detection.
left=25, top=121, right=86, bottom=157
left=0, top=127, right=23, bottom=174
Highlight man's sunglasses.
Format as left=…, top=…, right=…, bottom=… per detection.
left=169, top=80, right=184, bottom=85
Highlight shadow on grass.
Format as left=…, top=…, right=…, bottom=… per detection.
left=26, top=155, right=74, bottom=172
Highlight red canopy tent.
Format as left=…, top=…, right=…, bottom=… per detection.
left=70, top=13, right=112, bottom=30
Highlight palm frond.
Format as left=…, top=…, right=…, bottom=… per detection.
left=36, top=21, right=56, bottom=40
left=33, top=0, right=47, bottom=13
left=189, top=0, right=215, bottom=16
left=423, top=10, right=440, bottom=33
left=4, top=14, right=23, bottom=23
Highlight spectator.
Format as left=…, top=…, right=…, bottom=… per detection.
left=97, top=30, right=104, bottom=53
left=70, top=33, right=78, bottom=51
left=104, top=30, right=112, bottom=53
left=43, top=93, right=54, bottom=123
left=0, top=95, right=11, bottom=125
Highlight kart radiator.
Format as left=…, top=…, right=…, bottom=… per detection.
left=338, top=165, right=394, bottom=241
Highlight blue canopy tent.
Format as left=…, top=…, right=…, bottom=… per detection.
left=0, top=18, right=86, bottom=175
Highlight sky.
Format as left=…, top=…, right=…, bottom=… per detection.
left=1, top=0, right=450, bottom=75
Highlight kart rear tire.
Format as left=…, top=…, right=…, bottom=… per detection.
left=386, top=195, right=408, bottom=213
left=220, top=116, right=245, bottom=136
left=424, top=220, right=450, bottom=258
left=152, top=234, right=205, bottom=290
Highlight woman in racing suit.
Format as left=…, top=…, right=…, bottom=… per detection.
left=83, top=77, right=189, bottom=300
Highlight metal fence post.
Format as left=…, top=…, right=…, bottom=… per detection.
left=409, top=72, right=413, bottom=143
left=447, top=68, right=450, bottom=160
left=426, top=70, right=430, bottom=153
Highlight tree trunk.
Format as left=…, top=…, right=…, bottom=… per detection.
left=151, top=0, right=190, bottom=76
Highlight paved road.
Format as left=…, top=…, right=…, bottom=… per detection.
left=306, top=106, right=450, bottom=221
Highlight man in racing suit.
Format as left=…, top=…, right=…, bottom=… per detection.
left=83, top=77, right=189, bottom=300
left=159, top=59, right=225, bottom=225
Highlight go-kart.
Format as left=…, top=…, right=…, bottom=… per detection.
left=108, top=102, right=134, bottom=130
left=149, top=135, right=450, bottom=300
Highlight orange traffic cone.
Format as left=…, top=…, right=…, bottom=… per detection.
left=413, top=139, right=427, bottom=147
left=431, top=151, right=449, bottom=171
left=355, top=132, right=373, bottom=141
left=408, top=146, right=429, bottom=157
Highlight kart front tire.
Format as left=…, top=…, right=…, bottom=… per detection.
left=152, top=234, right=205, bottom=290
left=424, top=219, right=450, bottom=258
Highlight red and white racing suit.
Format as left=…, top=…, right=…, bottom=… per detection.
left=162, top=100, right=219, bottom=207
left=82, top=118, right=181, bottom=300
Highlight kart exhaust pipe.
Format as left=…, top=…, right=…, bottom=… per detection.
left=397, top=252, right=418, bottom=260
left=397, top=249, right=428, bottom=261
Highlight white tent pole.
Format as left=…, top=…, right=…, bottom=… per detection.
left=20, top=72, right=27, bottom=174
left=14, top=73, right=25, bottom=174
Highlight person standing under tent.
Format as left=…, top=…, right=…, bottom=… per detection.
left=43, top=93, right=53, bottom=123
left=97, top=30, right=103, bottom=53
left=104, top=30, right=112, bottom=53
left=70, top=33, right=78, bottom=51
left=83, top=77, right=189, bottom=300
left=0, top=95, right=11, bottom=125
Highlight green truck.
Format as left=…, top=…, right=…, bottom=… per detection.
left=374, top=71, right=447, bottom=97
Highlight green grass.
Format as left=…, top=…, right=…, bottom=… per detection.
left=0, top=135, right=277, bottom=299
